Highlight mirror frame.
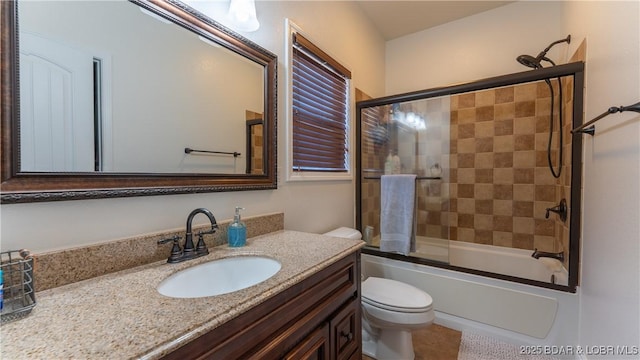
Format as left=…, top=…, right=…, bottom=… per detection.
left=1, top=0, right=277, bottom=204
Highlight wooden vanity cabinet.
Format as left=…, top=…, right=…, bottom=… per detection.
left=161, top=251, right=361, bottom=360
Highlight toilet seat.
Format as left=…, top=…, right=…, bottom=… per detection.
left=362, top=277, right=433, bottom=313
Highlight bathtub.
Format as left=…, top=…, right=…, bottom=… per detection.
left=362, top=253, right=579, bottom=347
left=411, top=236, right=569, bottom=286
left=372, top=235, right=569, bottom=286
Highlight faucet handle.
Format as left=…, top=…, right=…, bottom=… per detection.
left=195, top=233, right=210, bottom=256
left=545, top=199, right=568, bottom=222
left=157, top=235, right=181, bottom=245
left=158, top=235, right=183, bottom=263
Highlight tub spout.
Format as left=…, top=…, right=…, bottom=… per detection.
left=531, top=248, right=564, bottom=262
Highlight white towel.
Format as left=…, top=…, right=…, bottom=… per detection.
left=380, top=174, right=416, bottom=255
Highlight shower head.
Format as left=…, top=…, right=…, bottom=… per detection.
left=517, top=34, right=571, bottom=69
left=517, top=54, right=543, bottom=69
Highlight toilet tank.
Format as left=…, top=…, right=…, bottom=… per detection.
left=324, top=227, right=362, bottom=240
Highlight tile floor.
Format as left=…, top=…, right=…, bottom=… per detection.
left=362, top=324, right=462, bottom=360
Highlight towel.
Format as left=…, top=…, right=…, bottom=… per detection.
left=380, top=174, right=417, bottom=255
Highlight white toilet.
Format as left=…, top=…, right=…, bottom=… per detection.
left=324, top=227, right=435, bottom=360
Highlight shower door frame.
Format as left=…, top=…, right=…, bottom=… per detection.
left=356, top=62, right=584, bottom=293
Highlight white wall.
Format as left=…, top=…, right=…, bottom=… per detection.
left=563, top=1, right=640, bottom=355
left=385, top=1, right=563, bottom=95
left=385, top=0, right=640, bottom=353
left=0, top=1, right=386, bottom=253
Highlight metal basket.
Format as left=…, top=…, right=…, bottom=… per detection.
left=1, top=250, right=36, bottom=324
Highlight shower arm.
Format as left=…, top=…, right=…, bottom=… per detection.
left=572, top=101, right=640, bottom=135
left=540, top=57, right=555, bottom=66
left=533, top=35, right=571, bottom=67
left=540, top=36, right=571, bottom=57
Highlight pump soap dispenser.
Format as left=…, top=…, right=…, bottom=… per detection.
left=227, top=206, right=247, bottom=247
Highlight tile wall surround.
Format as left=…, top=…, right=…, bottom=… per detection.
left=32, top=212, right=284, bottom=291
left=361, top=53, right=583, bottom=266
left=246, top=110, right=264, bottom=175
left=361, top=98, right=450, bottom=244
left=557, top=38, right=586, bottom=266
left=448, top=77, right=572, bottom=255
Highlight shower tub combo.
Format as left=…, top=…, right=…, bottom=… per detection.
left=356, top=56, right=585, bottom=345
left=367, top=235, right=567, bottom=286
left=414, top=236, right=568, bottom=285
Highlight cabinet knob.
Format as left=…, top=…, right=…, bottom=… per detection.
left=340, top=331, right=353, bottom=341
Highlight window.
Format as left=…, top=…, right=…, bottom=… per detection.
left=288, top=25, right=352, bottom=180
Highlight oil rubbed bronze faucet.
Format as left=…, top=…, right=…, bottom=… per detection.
left=531, top=248, right=565, bottom=262
left=545, top=198, right=567, bottom=222
left=158, top=208, right=218, bottom=263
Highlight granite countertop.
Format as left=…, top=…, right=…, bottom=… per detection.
left=1, top=230, right=364, bottom=359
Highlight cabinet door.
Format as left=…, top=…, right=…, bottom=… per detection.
left=284, top=324, right=330, bottom=360
left=330, top=299, right=360, bottom=360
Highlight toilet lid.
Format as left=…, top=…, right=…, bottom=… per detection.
left=362, top=277, right=433, bottom=313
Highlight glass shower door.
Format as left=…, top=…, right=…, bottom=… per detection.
left=359, top=96, right=452, bottom=264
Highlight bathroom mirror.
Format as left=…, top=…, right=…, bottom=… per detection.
left=1, top=0, right=277, bottom=203
left=357, top=62, right=584, bottom=293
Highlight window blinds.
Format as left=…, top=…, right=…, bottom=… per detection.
left=292, top=33, right=351, bottom=172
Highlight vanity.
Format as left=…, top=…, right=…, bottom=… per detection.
left=0, top=231, right=364, bottom=359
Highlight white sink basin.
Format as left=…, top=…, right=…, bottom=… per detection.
left=157, top=256, right=281, bottom=298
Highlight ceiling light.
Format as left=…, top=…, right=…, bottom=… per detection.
left=227, top=0, right=260, bottom=32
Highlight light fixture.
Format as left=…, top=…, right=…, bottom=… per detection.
left=227, top=0, right=260, bottom=32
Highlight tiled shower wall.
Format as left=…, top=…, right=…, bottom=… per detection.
left=555, top=39, right=586, bottom=264
left=448, top=79, right=572, bottom=254
left=245, top=110, right=264, bottom=175
left=360, top=106, right=385, bottom=239
left=360, top=98, right=450, bottom=243
left=361, top=77, right=575, bottom=257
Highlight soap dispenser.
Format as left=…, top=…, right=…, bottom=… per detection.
left=227, top=206, right=247, bottom=247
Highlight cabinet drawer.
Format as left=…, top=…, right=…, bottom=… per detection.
left=284, top=324, right=330, bottom=360
left=330, top=299, right=360, bottom=360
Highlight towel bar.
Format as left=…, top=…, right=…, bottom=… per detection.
left=364, top=176, right=441, bottom=180
left=184, top=147, right=241, bottom=157
left=572, top=101, right=640, bottom=135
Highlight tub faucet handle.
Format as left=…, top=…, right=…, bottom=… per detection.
left=545, top=198, right=567, bottom=222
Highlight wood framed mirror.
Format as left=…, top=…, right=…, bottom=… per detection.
left=1, top=0, right=277, bottom=203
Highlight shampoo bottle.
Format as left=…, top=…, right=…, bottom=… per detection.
left=392, top=154, right=401, bottom=174
left=227, top=207, right=247, bottom=247
left=384, top=152, right=393, bottom=174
